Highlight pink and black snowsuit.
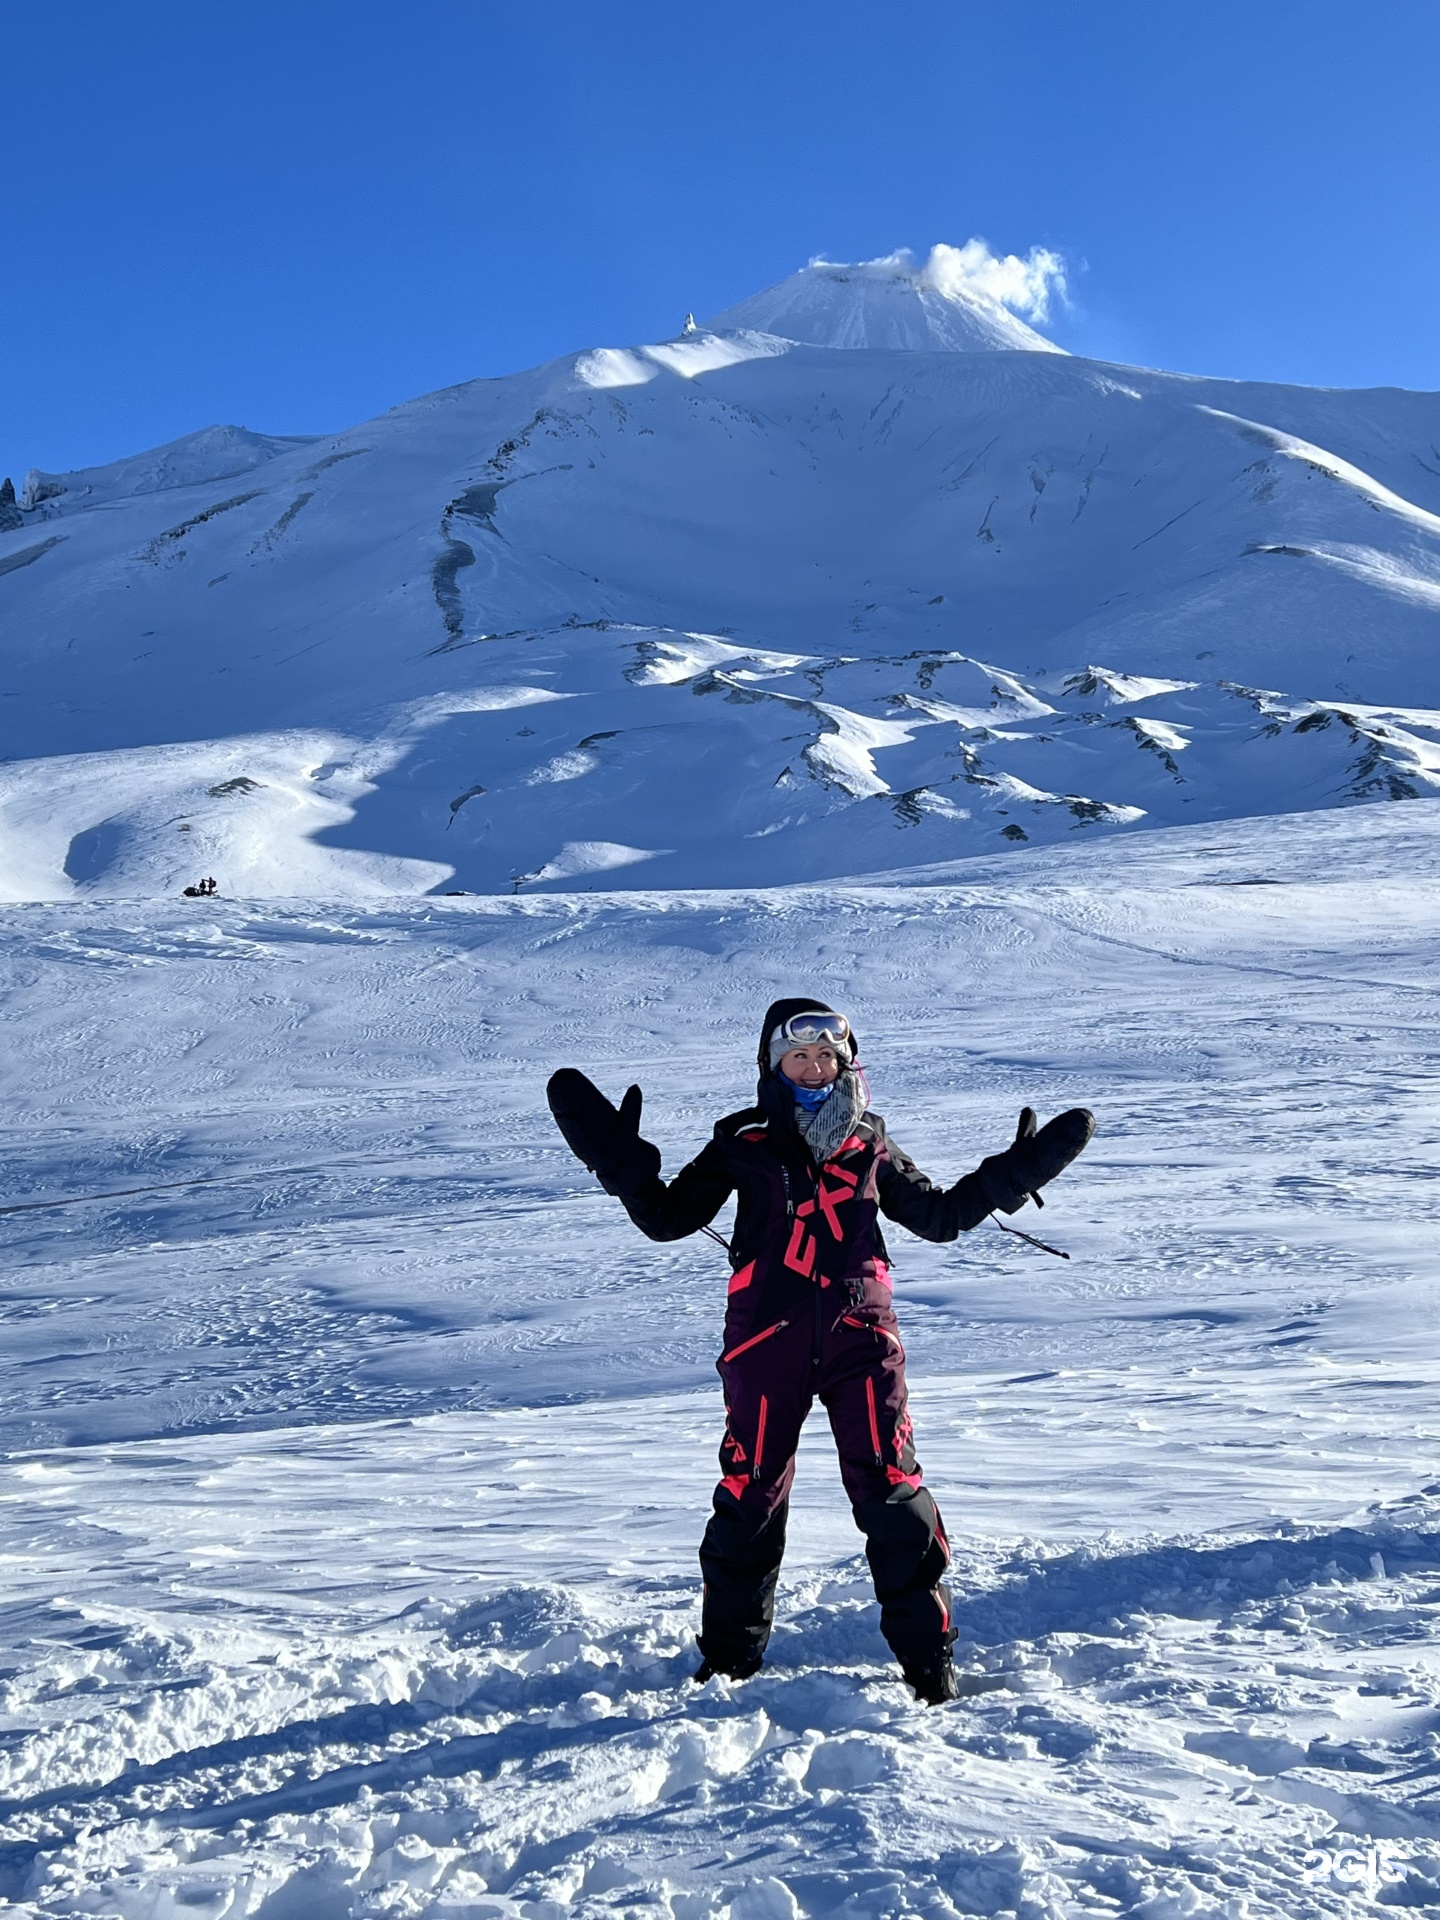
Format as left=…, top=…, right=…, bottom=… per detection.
left=622, top=1000, right=994, bottom=1679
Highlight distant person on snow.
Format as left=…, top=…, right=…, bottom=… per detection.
left=547, top=999, right=1093, bottom=1704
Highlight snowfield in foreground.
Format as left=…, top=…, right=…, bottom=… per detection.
left=2, top=800, right=1440, bottom=1917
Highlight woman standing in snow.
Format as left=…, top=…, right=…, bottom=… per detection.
left=547, top=999, right=1092, bottom=1704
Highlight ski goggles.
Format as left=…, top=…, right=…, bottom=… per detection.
left=775, top=1011, right=850, bottom=1049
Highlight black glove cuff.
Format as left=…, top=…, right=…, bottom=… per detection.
left=978, top=1152, right=1029, bottom=1216
left=594, top=1138, right=663, bottom=1198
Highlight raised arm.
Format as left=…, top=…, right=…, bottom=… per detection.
left=876, top=1107, right=1095, bottom=1243
left=546, top=1068, right=735, bottom=1243
left=875, top=1130, right=992, bottom=1242
left=617, top=1144, right=735, bottom=1242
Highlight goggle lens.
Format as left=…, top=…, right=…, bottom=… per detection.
left=781, top=1012, right=850, bottom=1047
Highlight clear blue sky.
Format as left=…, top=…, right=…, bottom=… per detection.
left=4, top=0, right=1438, bottom=483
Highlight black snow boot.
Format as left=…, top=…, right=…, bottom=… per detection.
left=693, top=1653, right=763, bottom=1685
left=902, top=1646, right=960, bottom=1706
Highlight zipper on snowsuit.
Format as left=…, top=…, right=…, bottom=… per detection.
left=865, top=1375, right=882, bottom=1465
left=721, top=1319, right=789, bottom=1364
left=752, top=1395, right=768, bottom=1480
left=842, top=1311, right=903, bottom=1352
left=776, top=1160, right=824, bottom=1369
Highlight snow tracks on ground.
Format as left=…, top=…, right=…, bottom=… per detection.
left=2, top=802, right=1440, bottom=1914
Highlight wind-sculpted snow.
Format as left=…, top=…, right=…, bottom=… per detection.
left=1, top=803, right=1440, bottom=1913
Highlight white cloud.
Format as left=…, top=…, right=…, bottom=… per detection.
left=802, top=240, right=1069, bottom=322
left=918, top=240, right=1068, bottom=321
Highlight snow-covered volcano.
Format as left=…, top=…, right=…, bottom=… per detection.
left=3, top=246, right=1440, bottom=900
left=704, top=244, right=1065, bottom=353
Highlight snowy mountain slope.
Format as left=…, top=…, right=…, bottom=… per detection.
left=3, top=252, right=1440, bottom=898
left=15, top=423, right=320, bottom=514
left=2, top=800, right=1440, bottom=1914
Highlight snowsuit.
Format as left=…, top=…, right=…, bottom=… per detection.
left=621, top=1036, right=994, bottom=1679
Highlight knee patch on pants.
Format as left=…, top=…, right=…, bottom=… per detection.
left=854, top=1487, right=949, bottom=1600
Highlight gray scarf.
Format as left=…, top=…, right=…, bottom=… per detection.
left=793, top=1069, right=867, bottom=1165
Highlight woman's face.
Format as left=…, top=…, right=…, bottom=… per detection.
left=779, top=1044, right=841, bottom=1087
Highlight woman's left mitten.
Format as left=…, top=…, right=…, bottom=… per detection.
left=980, top=1107, right=1094, bottom=1214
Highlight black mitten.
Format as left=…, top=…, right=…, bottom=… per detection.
left=546, top=1068, right=662, bottom=1198
left=979, top=1106, right=1094, bottom=1215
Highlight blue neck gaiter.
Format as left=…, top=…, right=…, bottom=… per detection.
left=790, top=1081, right=834, bottom=1112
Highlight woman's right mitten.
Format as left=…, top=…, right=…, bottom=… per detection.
left=546, top=1068, right=662, bottom=1197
